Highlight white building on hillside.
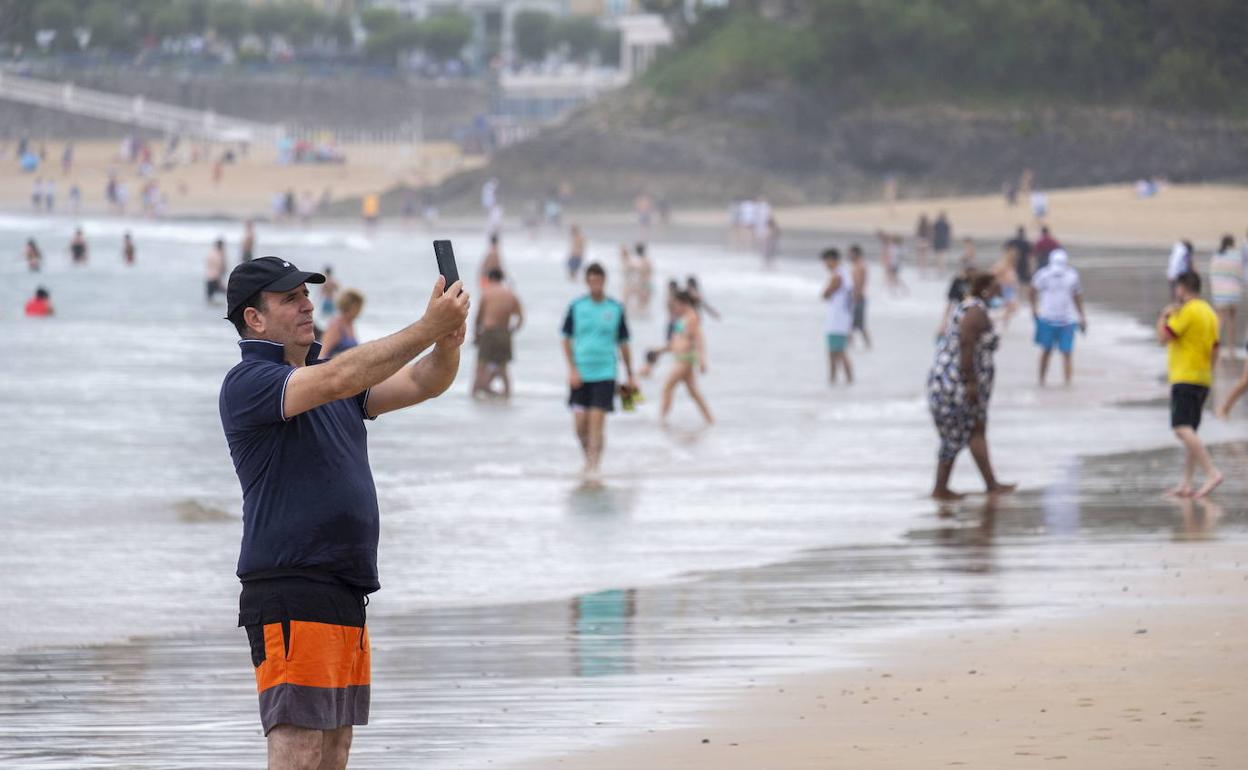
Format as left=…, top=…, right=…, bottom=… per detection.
left=616, top=13, right=672, bottom=79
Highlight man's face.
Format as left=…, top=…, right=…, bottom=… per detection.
left=586, top=273, right=605, bottom=297
left=248, top=284, right=315, bottom=346
left=823, top=258, right=839, bottom=273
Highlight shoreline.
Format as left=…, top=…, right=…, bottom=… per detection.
left=4, top=179, right=1246, bottom=253
left=508, top=553, right=1248, bottom=770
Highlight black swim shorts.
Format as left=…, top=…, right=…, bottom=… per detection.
left=1170, top=383, right=1209, bottom=430
left=569, top=380, right=615, bottom=412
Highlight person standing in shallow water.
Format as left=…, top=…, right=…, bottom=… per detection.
left=25, top=238, right=42, bottom=272
left=1030, top=249, right=1086, bottom=386
left=1158, top=270, right=1222, bottom=498
left=821, top=248, right=854, bottom=385
left=122, top=232, right=136, bottom=265
left=205, top=239, right=227, bottom=303
left=567, top=224, right=585, bottom=281
left=932, top=212, right=952, bottom=271
left=70, top=228, right=88, bottom=265
left=561, top=262, right=636, bottom=478
left=658, top=290, right=713, bottom=425
left=318, top=266, right=340, bottom=322
left=473, top=268, right=524, bottom=399
left=219, top=256, right=469, bottom=770
left=633, top=243, right=654, bottom=315
left=240, top=219, right=256, bottom=263
left=915, top=213, right=932, bottom=272
left=927, top=271, right=1016, bottom=500
left=1208, top=234, right=1243, bottom=361
left=848, top=244, right=871, bottom=349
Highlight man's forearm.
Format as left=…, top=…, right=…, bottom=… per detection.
left=406, top=343, right=459, bottom=400
left=328, top=320, right=438, bottom=395
left=1155, top=313, right=1171, bottom=344
left=620, top=343, right=634, bottom=379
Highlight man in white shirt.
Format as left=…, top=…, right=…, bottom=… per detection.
left=1029, top=249, right=1087, bottom=386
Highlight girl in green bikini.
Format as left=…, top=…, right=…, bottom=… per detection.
left=659, top=290, right=714, bottom=425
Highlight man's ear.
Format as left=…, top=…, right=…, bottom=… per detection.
left=243, top=306, right=265, bottom=335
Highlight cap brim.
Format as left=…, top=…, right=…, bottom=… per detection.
left=266, top=270, right=326, bottom=292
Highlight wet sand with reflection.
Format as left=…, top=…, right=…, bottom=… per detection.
left=2, top=442, right=1244, bottom=768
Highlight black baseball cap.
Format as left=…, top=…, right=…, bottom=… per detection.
left=225, top=256, right=325, bottom=319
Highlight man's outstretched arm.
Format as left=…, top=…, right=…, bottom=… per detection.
left=366, top=324, right=466, bottom=416
left=283, top=278, right=469, bottom=418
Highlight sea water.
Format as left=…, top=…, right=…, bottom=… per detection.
left=0, top=214, right=1244, bottom=767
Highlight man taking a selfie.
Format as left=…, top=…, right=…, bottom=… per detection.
left=218, top=256, right=469, bottom=770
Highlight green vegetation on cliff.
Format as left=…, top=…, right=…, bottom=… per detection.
left=646, top=1, right=1248, bottom=112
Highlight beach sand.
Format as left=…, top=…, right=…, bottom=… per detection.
left=3, top=136, right=1244, bottom=248
left=680, top=184, right=1248, bottom=251
left=512, top=555, right=1248, bottom=770
left=0, top=138, right=481, bottom=219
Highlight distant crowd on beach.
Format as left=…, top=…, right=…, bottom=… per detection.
left=8, top=133, right=255, bottom=219
left=7, top=133, right=364, bottom=223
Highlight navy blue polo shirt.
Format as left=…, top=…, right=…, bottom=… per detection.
left=219, top=339, right=380, bottom=592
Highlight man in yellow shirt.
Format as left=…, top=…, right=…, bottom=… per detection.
left=1156, top=271, right=1222, bottom=497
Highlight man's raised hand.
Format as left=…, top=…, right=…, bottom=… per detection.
left=424, top=277, right=470, bottom=338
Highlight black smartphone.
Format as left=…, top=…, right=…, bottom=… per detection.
left=433, top=239, right=459, bottom=293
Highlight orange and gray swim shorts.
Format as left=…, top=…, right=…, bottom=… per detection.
left=238, top=577, right=371, bottom=735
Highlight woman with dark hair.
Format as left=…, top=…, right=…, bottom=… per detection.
left=927, top=271, right=1015, bottom=500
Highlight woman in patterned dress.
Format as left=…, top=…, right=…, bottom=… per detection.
left=927, top=272, right=1017, bottom=500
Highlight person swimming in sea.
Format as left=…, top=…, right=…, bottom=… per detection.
left=318, top=288, right=364, bottom=359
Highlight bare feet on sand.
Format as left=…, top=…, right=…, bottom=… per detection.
left=1193, top=472, right=1224, bottom=499
left=986, top=482, right=1018, bottom=496
left=932, top=489, right=966, bottom=501
left=1163, top=483, right=1193, bottom=498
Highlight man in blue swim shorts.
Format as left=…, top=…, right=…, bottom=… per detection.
left=1029, top=249, right=1087, bottom=386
